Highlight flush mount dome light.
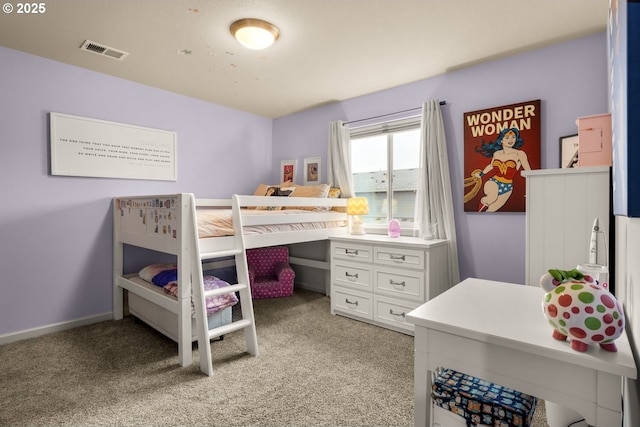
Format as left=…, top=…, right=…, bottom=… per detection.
left=230, top=18, right=279, bottom=50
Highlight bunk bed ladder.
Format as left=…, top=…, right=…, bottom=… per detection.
left=190, top=194, right=259, bottom=376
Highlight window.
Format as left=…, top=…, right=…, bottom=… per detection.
left=350, top=117, right=421, bottom=231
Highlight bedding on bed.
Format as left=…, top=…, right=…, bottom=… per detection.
left=193, top=183, right=344, bottom=238
left=138, top=263, right=238, bottom=314
left=254, top=183, right=332, bottom=211
left=196, top=208, right=346, bottom=238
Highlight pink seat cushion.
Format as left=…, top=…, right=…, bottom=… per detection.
left=246, top=247, right=295, bottom=299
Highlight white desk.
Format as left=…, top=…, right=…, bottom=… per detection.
left=406, top=278, right=637, bottom=427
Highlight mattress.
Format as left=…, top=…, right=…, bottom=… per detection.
left=197, top=208, right=345, bottom=238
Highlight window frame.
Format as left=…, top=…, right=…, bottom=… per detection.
left=349, top=116, right=422, bottom=234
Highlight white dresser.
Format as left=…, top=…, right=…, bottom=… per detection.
left=329, top=234, right=449, bottom=334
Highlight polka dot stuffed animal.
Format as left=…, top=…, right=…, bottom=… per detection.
left=540, top=268, right=625, bottom=352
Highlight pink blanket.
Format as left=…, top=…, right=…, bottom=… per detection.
left=139, top=264, right=238, bottom=315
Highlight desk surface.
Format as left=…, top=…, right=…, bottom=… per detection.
left=406, top=278, right=637, bottom=379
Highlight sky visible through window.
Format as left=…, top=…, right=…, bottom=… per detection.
left=351, top=129, right=420, bottom=225
left=351, top=129, right=420, bottom=173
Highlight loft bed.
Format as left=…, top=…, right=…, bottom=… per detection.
left=113, top=192, right=348, bottom=370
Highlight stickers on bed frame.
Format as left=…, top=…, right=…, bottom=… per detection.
left=117, top=197, right=179, bottom=239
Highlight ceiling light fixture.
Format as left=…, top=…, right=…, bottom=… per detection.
left=230, top=18, right=279, bottom=50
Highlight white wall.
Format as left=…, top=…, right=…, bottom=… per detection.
left=615, top=217, right=640, bottom=425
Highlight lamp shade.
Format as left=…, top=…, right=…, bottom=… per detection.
left=230, top=18, right=280, bottom=50
left=347, top=197, right=369, bottom=216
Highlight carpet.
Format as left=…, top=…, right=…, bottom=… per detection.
left=0, top=289, right=548, bottom=426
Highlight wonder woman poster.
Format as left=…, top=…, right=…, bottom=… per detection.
left=463, top=100, right=541, bottom=212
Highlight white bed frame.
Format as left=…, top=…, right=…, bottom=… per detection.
left=113, top=193, right=348, bottom=368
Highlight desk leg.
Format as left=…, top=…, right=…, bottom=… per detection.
left=596, top=371, right=624, bottom=427
left=414, top=326, right=431, bottom=427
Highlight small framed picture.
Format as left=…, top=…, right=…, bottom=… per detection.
left=303, top=157, right=321, bottom=185
left=559, top=134, right=579, bottom=168
left=280, top=159, right=296, bottom=183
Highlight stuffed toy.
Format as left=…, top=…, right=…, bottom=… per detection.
left=540, top=268, right=625, bottom=352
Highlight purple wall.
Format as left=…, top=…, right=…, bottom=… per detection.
left=0, top=32, right=608, bottom=338
left=273, top=32, right=608, bottom=285
left=0, top=47, right=273, bottom=336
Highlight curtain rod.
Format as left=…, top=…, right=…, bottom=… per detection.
left=343, top=101, right=447, bottom=126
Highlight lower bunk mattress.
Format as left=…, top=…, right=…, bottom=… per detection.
left=126, top=263, right=238, bottom=342
left=128, top=291, right=232, bottom=342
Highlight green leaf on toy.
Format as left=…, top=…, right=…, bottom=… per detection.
left=548, top=268, right=584, bottom=282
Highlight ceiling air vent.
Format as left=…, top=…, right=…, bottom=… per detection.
left=80, top=40, right=129, bottom=61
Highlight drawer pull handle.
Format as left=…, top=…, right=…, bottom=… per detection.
left=345, top=298, right=359, bottom=307
left=345, top=249, right=359, bottom=256
left=389, top=254, right=406, bottom=261
left=345, top=272, right=359, bottom=279
left=389, top=309, right=406, bottom=318
left=389, top=280, right=406, bottom=287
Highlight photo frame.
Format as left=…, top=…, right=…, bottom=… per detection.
left=303, top=156, right=321, bottom=185
left=560, top=134, right=579, bottom=168
left=280, top=159, right=296, bottom=183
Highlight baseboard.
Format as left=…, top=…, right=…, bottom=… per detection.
left=295, top=280, right=325, bottom=294
left=0, top=312, right=113, bottom=346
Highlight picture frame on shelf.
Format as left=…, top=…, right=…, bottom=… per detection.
left=280, top=159, right=296, bottom=184
left=560, top=134, right=579, bottom=168
left=303, top=157, right=321, bottom=185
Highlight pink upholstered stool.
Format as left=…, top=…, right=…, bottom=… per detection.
left=246, top=246, right=295, bottom=299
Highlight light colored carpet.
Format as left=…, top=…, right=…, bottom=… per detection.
left=0, top=290, right=548, bottom=426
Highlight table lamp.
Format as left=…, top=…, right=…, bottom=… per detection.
left=347, top=197, right=369, bottom=235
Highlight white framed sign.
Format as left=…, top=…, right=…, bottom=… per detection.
left=50, top=112, right=177, bottom=181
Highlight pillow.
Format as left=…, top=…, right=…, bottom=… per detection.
left=255, top=186, right=295, bottom=210
left=328, top=187, right=342, bottom=198
left=139, top=263, right=177, bottom=287
left=253, top=183, right=279, bottom=196
left=266, top=186, right=295, bottom=197
left=281, top=183, right=330, bottom=198
left=282, top=183, right=331, bottom=211
left=327, top=187, right=344, bottom=212
left=248, top=184, right=280, bottom=209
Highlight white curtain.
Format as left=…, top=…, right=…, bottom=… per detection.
left=327, top=121, right=355, bottom=198
left=415, top=100, right=461, bottom=286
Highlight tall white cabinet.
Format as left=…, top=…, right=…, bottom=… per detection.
left=522, top=166, right=611, bottom=287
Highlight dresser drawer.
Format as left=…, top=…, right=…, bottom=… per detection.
left=333, top=261, right=372, bottom=291
left=374, top=246, right=424, bottom=269
left=374, top=266, right=424, bottom=302
left=373, top=295, right=420, bottom=332
left=333, top=287, right=372, bottom=319
left=332, top=242, right=373, bottom=262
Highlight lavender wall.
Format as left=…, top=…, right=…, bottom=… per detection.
left=273, top=32, right=608, bottom=285
left=0, top=32, right=608, bottom=338
left=0, top=47, right=273, bottom=336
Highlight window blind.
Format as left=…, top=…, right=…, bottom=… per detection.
left=349, top=116, right=421, bottom=138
